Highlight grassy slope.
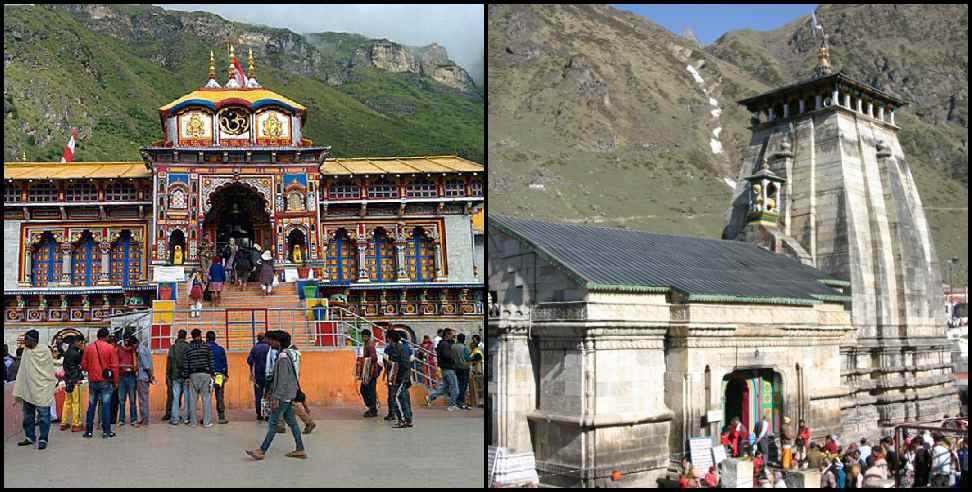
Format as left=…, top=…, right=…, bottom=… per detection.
left=3, top=5, right=483, bottom=163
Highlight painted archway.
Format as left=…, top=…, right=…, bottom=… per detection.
left=722, top=369, right=784, bottom=437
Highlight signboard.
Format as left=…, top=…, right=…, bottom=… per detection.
left=707, top=409, right=723, bottom=424
left=284, top=268, right=299, bottom=283
left=153, top=266, right=186, bottom=282
left=689, top=436, right=713, bottom=478
left=712, top=444, right=727, bottom=465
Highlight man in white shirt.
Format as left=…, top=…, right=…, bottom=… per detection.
left=432, top=329, right=443, bottom=348
left=756, top=410, right=771, bottom=462
left=931, top=435, right=952, bottom=488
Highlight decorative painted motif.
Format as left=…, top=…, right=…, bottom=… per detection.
left=263, top=113, right=283, bottom=138
left=170, top=188, right=187, bottom=209
left=218, top=107, right=249, bottom=135
left=406, top=227, right=436, bottom=282
left=367, top=228, right=397, bottom=283
left=287, top=191, right=305, bottom=211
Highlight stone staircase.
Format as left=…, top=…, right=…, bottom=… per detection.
left=171, top=281, right=321, bottom=351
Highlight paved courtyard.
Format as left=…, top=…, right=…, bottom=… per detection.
left=4, top=406, right=483, bottom=488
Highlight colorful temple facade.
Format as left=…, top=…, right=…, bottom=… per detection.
left=4, top=48, right=484, bottom=342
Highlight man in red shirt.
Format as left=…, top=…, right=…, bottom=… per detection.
left=81, top=328, right=119, bottom=439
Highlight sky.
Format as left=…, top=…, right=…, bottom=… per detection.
left=161, top=4, right=484, bottom=83
left=612, top=4, right=817, bottom=45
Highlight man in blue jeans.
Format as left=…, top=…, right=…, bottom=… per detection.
left=426, top=328, right=460, bottom=411
left=81, top=327, right=119, bottom=438
left=246, top=331, right=306, bottom=460
left=247, top=333, right=270, bottom=420
left=167, top=330, right=190, bottom=425
left=13, top=330, right=58, bottom=450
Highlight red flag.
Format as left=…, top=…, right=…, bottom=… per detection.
left=60, top=128, right=77, bottom=163
left=232, top=57, right=248, bottom=87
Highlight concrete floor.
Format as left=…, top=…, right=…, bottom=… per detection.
left=4, top=406, right=484, bottom=488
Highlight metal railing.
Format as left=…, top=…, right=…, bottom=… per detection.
left=148, top=305, right=441, bottom=388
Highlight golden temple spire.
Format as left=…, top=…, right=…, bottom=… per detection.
left=208, top=50, right=215, bottom=80
left=248, top=47, right=255, bottom=79
left=227, top=44, right=237, bottom=80
left=20, top=150, right=28, bottom=162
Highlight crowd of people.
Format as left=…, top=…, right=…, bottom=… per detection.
left=185, top=238, right=278, bottom=317
left=8, top=323, right=485, bottom=460
left=674, top=413, right=970, bottom=488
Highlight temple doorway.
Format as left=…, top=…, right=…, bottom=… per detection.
left=722, top=369, right=783, bottom=436
left=203, top=183, right=272, bottom=254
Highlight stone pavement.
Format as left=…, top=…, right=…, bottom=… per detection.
left=4, top=406, right=484, bottom=488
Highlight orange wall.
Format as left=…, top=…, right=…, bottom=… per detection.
left=142, top=350, right=434, bottom=411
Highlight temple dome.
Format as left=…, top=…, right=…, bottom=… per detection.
left=159, top=88, right=307, bottom=118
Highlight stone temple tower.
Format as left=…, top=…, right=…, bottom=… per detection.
left=723, top=37, right=960, bottom=436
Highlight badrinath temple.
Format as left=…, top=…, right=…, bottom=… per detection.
left=487, top=32, right=959, bottom=488
left=4, top=47, right=485, bottom=347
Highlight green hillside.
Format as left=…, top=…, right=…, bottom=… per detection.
left=3, top=4, right=483, bottom=163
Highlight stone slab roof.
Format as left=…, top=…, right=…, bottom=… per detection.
left=490, top=214, right=848, bottom=305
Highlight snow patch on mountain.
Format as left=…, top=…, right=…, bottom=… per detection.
left=686, top=64, right=705, bottom=86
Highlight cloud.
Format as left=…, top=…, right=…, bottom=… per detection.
left=162, top=4, right=484, bottom=83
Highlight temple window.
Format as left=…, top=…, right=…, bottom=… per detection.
left=444, top=178, right=466, bottom=197
left=71, top=231, right=100, bottom=287
left=406, top=178, right=438, bottom=198
left=366, top=228, right=397, bottom=282
left=470, top=179, right=483, bottom=196
left=109, top=230, right=141, bottom=287
left=406, top=227, right=435, bottom=282
left=367, top=178, right=399, bottom=199
left=31, top=232, right=60, bottom=286
left=5, top=183, right=21, bottom=203
left=329, top=183, right=360, bottom=199
left=326, top=229, right=355, bottom=284
left=105, top=181, right=138, bottom=201
left=66, top=181, right=98, bottom=202
left=169, top=188, right=188, bottom=209
left=28, top=181, right=58, bottom=202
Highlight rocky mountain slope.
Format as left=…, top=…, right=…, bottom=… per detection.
left=488, top=3, right=968, bottom=284
left=4, top=4, right=482, bottom=163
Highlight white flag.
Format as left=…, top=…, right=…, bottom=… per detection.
left=811, top=12, right=822, bottom=36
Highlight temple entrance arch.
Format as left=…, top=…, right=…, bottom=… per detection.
left=722, top=369, right=784, bottom=437
left=203, top=183, right=272, bottom=254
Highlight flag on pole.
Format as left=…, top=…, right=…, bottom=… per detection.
left=60, top=128, right=77, bottom=163
left=232, top=57, right=248, bottom=88
left=811, top=11, right=822, bottom=37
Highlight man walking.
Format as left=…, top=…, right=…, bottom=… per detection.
left=247, top=333, right=271, bottom=420
left=81, top=327, right=119, bottom=439
left=388, top=331, right=414, bottom=429
left=166, top=330, right=190, bottom=425
left=183, top=329, right=215, bottom=428
left=453, top=333, right=471, bottom=410
left=359, top=329, right=380, bottom=418
left=134, top=335, right=155, bottom=428
left=426, top=328, right=459, bottom=411
left=13, top=330, right=58, bottom=450
left=246, top=331, right=307, bottom=460
left=206, top=331, right=229, bottom=424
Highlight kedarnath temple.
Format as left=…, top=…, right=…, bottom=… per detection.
left=487, top=32, right=959, bottom=487
left=4, top=47, right=484, bottom=345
